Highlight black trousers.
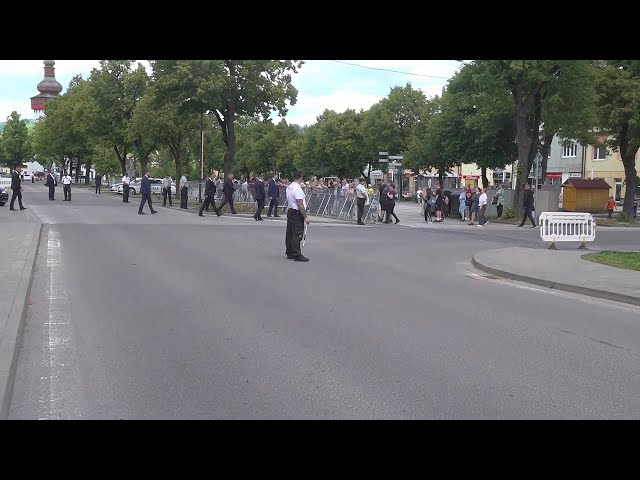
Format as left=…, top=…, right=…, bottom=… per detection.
left=519, top=208, right=536, bottom=226
left=496, top=204, right=503, bottom=218
left=218, top=194, right=236, bottom=214
left=255, top=199, right=265, bottom=219
left=357, top=197, right=365, bottom=223
left=285, top=208, right=305, bottom=258
left=48, top=186, right=55, bottom=200
left=95, top=183, right=101, bottom=194
left=123, top=184, right=130, bottom=202
left=385, top=205, right=398, bottom=223
left=139, top=193, right=154, bottom=213
left=199, top=195, right=218, bottom=215
left=268, top=197, right=279, bottom=216
left=63, top=184, right=71, bottom=200
left=180, top=187, right=188, bottom=209
left=163, top=187, right=172, bottom=206
left=10, top=189, right=24, bottom=208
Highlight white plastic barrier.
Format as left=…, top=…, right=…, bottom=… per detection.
left=539, top=212, right=596, bottom=249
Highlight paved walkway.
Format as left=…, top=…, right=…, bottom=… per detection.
left=472, top=246, right=640, bottom=306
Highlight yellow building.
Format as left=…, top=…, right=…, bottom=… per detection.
left=583, top=141, right=640, bottom=200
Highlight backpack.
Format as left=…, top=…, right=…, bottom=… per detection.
left=428, top=195, right=436, bottom=206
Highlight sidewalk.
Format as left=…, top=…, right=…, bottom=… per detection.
left=472, top=246, right=640, bottom=307
left=0, top=220, right=42, bottom=418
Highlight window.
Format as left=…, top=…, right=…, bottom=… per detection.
left=593, top=145, right=606, bottom=160
left=562, top=143, right=577, bottom=158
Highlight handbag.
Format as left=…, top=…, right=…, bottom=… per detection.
left=491, top=195, right=498, bottom=205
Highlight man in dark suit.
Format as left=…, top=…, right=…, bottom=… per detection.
left=253, top=176, right=266, bottom=221
left=10, top=167, right=27, bottom=211
left=518, top=183, right=536, bottom=228
left=95, top=173, right=102, bottom=194
left=267, top=174, right=280, bottom=217
left=199, top=173, right=220, bottom=217
left=217, top=173, right=237, bottom=214
left=45, top=170, right=56, bottom=200
left=138, top=171, right=158, bottom=215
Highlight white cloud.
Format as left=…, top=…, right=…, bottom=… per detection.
left=0, top=96, right=34, bottom=122
left=280, top=91, right=383, bottom=126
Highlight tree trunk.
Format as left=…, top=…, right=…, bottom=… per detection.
left=223, top=104, right=237, bottom=178
left=540, top=132, right=553, bottom=184
left=174, top=150, right=182, bottom=202
left=481, top=166, right=489, bottom=189
left=618, top=123, right=638, bottom=220
left=140, top=156, right=148, bottom=177
left=84, top=160, right=91, bottom=184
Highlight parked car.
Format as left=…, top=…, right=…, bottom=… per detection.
left=20, top=173, right=32, bottom=181
left=111, top=183, right=123, bottom=193
left=118, top=178, right=176, bottom=195
left=0, top=175, right=11, bottom=188
left=0, top=185, right=8, bottom=206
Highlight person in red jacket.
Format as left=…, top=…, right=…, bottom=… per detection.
left=606, top=196, right=616, bottom=218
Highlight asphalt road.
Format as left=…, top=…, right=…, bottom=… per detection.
left=8, top=183, right=640, bottom=419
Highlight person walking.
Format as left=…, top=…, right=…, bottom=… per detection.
left=138, top=171, right=158, bottom=215
left=424, top=188, right=433, bottom=223
left=459, top=190, right=467, bottom=221
left=199, top=173, right=220, bottom=217
left=285, top=171, right=310, bottom=262
left=254, top=176, right=266, bottom=221
left=494, top=184, right=505, bottom=218
left=477, top=187, right=488, bottom=227
left=162, top=174, right=173, bottom=206
left=355, top=177, right=369, bottom=225
left=267, top=174, right=281, bottom=217
left=62, top=172, right=72, bottom=201
left=9, top=167, right=27, bottom=211
left=434, top=187, right=443, bottom=222
left=606, top=196, right=616, bottom=218
left=122, top=172, right=131, bottom=203
left=377, top=181, right=388, bottom=222
left=95, top=173, right=102, bottom=194
left=468, top=188, right=479, bottom=225
left=45, top=169, right=56, bottom=200
left=384, top=183, right=400, bottom=224
left=179, top=171, right=188, bottom=209
left=217, top=173, right=237, bottom=215
left=518, top=184, right=537, bottom=228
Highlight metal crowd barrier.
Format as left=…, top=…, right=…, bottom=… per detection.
left=539, top=212, right=596, bottom=250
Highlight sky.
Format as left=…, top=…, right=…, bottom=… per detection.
left=0, top=60, right=464, bottom=127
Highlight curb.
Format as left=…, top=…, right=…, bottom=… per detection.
left=470, top=252, right=640, bottom=308
left=0, top=224, right=43, bottom=419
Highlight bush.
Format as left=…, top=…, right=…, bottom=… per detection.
left=502, top=206, right=516, bottom=219
left=618, top=211, right=628, bottom=223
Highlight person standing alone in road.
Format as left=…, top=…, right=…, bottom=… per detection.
left=267, top=174, right=280, bottom=217
left=254, top=175, right=266, bottom=221
left=285, top=171, right=310, bottom=262
left=163, top=174, right=173, bottom=207
left=138, top=171, right=158, bottom=215
left=179, top=171, right=188, bottom=209
left=355, top=177, right=369, bottom=225
left=199, top=173, right=220, bottom=217
left=45, top=169, right=56, bottom=201
left=95, top=173, right=102, bottom=194
left=122, top=172, right=131, bottom=203
left=518, top=183, right=537, bottom=228
left=9, top=166, right=27, bottom=211
left=217, top=173, right=237, bottom=215
left=62, top=172, right=72, bottom=201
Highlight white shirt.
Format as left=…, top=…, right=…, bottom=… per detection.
left=356, top=184, right=368, bottom=199
left=479, top=192, right=488, bottom=207
left=286, top=181, right=306, bottom=211
left=62, top=175, right=72, bottom=185
left=122, top=175, right=130, bottom=185
left=180, top=175, right=188, bottom=189
left=163, top=177, right=172, bottom=188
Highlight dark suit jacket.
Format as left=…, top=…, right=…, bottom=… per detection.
left=11, top=171, right=21, bottom=190
left=523, top=189, right=535, bottom=210
left=268, top=178, right=279, bottom=198
left=205, top=178, right=216, bottom=197
left=45, top=173, right=56, bottom=187
left=223, top=179, right=235, bottom=196
left=254, top=180, right=266, bottom=200
left=95, top=174, right=102, bottom=185
left=140, top=175, right=151, bottom=195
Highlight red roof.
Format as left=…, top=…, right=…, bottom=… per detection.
left=562, top=178, right=611, bottom=189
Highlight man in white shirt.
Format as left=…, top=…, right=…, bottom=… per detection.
left=477, top=187, right=488, bottom=227
left=355, top=177, right=369, bottom=225
left=162, top=174, right=173, bottom=206
left=285, top=171, right=310, bottom=262
left=62, top=173, right=72, bottom=201
left=122, top=172, right=131, bottom=203
left=179, top=172, right=188, bottom=209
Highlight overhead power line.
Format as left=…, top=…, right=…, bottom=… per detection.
left=330, top=60, right=452, bottom=79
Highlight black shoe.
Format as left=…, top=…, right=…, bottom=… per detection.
left=163, top=204, right=166, bottom=206
left=20, top=207, right=27, bottom=210
left=254, top=215, right=259, bottom=221
left=294, top=255, right=309, bottom=262
left=138, top=212, right=145, bottom=215
left=267, top=213, right=272, bottom=217
left=258, top=217, right=264, bottom=221
left=231, top=211, right=237, bottom=215
left=10, top=208, right=17, bottom=211
left=517, top=225, right=523, bottom=228
left=216, top=211, right=222, bottom=217
left=199, top=213, right=204, bottom=217
left=151, top=210, right=158, bottom=214
left=286, top=255, right=295, bottom=260
left=395, top=220, right=399, bottom=224
left=357, top=221, right=365, bottom=225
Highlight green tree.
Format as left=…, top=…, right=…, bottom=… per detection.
left=150, top=60, right=303, bottom=178
left=2, top=111, right=31, bottom=169
left=594, top=60, right=640, bottom=220
left=470, top=60, right=596, bottom=214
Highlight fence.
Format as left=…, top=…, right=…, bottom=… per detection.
left=182, top=182, right=380, bottom=221
left=539, top=212, right=596, bottom=250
